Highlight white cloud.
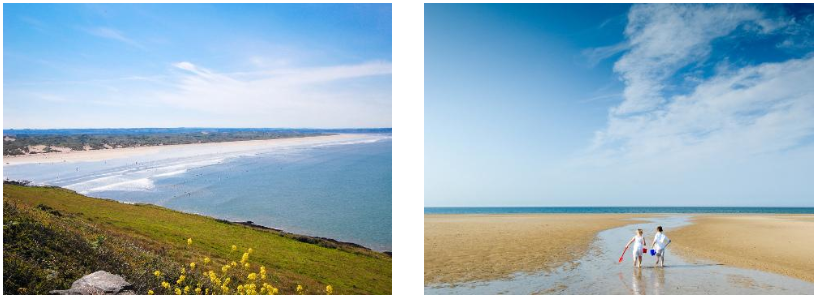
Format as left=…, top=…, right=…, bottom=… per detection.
left=581, top=4, right=813, bottom=169
left=86, top=27, right=144, bottom=49
left=158, top=61, right=392, bottom=127
left=581, top=42, right=628, bottom=67
left=612, top=4, right=781, bottom=115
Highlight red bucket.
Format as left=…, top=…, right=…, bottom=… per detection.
left=642, top=248, right=647, bottom=253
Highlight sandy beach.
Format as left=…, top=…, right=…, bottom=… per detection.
left=424, top=214, right=648, bottom=285
left=669, top=214, right=814, bottom=282
left=425, top=213, right=815, bottom=287
left=3, top=134, right=370, bottom=165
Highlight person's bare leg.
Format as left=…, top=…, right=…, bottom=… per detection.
left=660, top=254, right=665, bottom=267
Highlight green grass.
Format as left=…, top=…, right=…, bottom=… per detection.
left=3, top=184, right=391, bottom=295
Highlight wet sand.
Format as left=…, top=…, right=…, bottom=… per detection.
left=426, top=215, right=813, bottom=295
left=424, top=214, right=648, bottom=284
left=669, top=214, right=814, bottom=282
left=3, top=134, right=364, bottom=165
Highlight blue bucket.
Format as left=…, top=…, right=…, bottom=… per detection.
left=650, top=249, right=656, bottom=256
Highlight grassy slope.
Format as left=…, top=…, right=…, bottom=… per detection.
left=3, top=184, right=391, bottom=294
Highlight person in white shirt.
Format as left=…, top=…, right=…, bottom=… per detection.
left=625, top=228, right=647, bottom=268
left=651, top=226, right=671, bottom=267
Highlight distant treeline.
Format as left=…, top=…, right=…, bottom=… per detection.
left=3, top=128, right=391, bottom=156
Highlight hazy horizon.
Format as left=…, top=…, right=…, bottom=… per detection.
left=3, top=126, right=393, bottom=130
left=424, top=205, right=815, bottom=208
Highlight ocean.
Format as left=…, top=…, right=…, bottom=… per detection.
left=424, top=206, right=814, bottom=214
left=4, top=134, right=392, bottom=251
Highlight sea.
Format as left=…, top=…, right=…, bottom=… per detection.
left=4, top=134, right=392, bottom=252
left=424, top=206, right=813, bottom=214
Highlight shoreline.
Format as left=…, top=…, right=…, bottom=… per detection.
left=4, top=180, right=390, bottom=255
left=425, top=213, right=814, bottom=286
left=3, top=133, right=377, bottom=165
left=228, top=220, right=391, bottom=256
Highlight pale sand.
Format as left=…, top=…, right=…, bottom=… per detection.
left=669, top=214, right=813, bottom=282
left=3, top=134, right=369, bottom=165
left=424, top=214, right=648, bottom=285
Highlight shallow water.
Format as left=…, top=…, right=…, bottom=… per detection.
left=425, top=215, right=813, bottom=294
left=4, top=135, right=392, bottom=251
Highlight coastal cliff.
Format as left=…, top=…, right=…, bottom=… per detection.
left=3, top=183, right=391, bottom=295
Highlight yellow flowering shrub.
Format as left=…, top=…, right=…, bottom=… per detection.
left=147, top=242, right=335, bottom=295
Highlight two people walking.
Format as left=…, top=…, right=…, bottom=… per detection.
left=624, top=226, right=671, bottom=268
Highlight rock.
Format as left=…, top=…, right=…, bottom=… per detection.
left=49, top=271, right=135, bottom=295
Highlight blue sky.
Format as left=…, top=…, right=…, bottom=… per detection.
left=4, top=3, right=391, bottom=128
left=425, top=4, right=814, bottom=207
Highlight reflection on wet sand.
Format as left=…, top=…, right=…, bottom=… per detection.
left=632, top=268, right=645, bottom=294
left=619, top=267, right=666, bottom=295
left=426, top=216, right=813, bottom=295
left=650, top=267, right=665, bottom=294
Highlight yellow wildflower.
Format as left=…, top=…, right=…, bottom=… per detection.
left=296, top=284, right=303, bottom=295
left=221, top=286, right=229, bottom=294
left=272, top=287, right=279, bottom=295
left=231, top=245, right=237, bottom=252
left=180, top=267, right=186, bottom=274
left=231, top=261, right=237, bottom=267
left=189, top=262, right=196, bottom=270
left=203, top=257, right=211, bottom=264
left=221, top=265, right=230, bottom=273
left=204, top=288, right=209, bottom=295
left=240, top=252, right=249, bottom=264
left=247, top=273, right=257, bottom=281
left=148, top=290, right=154, bottom=295
left=176, top=274, right=186, bottom=285
left=244, top=263, right=250, bottom=269
left=245, top=283, right=257, bottom=295
left=174, top=288, right=181, bottom=295
left=195, top=287, right=202, bottom=295
left=326, top=285, right=333, bottom=295
left=187, top=238, right=192, bottom=246
left=184, top=286, right=190, bottom=295
left=247, top=248, right=254, bottom=254
left=161, top=281, right=170, bottom=290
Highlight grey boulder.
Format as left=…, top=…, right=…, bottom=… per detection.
left=49, top=271, right=135, bottom=295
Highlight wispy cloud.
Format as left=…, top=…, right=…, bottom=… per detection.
left=577, top=93, right=623, bottom=104
left=19, top=16, right=46, bottom=31
left=611, top=4, right=782, bottom=115
left=581, top=42, right=628, bottom=67
left=157, top=61, right=392, bottom=127
left=86, top=27, right=145, bottom=49
left=579, top=4, right=813, bottom=168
